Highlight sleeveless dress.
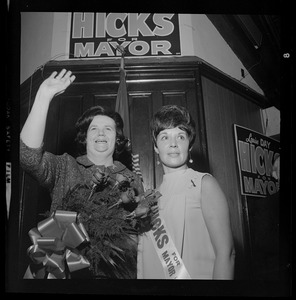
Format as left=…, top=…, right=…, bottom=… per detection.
left=137, top=168, right=216, bottom=279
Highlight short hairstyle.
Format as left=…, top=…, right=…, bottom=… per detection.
left=75, top=105, right=127, bottom=156
left=150, top=105, right=196, bottom=148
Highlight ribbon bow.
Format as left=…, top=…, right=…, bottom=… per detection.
left=24, top=210, right=90, bottom=279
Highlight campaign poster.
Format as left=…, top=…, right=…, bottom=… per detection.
left=69, top=13, right=181, bottom=58
left=233, top=124, right=280, bottom=198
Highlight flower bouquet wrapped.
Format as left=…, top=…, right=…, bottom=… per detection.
left=24, top=167, right=161, bottom=279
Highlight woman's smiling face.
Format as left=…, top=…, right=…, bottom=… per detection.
left=86, top=115, right=117, bottom=160
left=155, top=127, right=190, bottom=172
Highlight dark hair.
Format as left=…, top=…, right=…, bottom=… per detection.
left=151, top=105, right=196, bottom=148
left=75, top=105, right=127, bottom=156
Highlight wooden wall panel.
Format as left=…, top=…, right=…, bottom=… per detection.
left=57, top=95, right=83, bottom=156
left=129, top=93, right=154, bottom=191
left=93, top=94, right=116, bottom=111
left=162, top=91, right=187, bottom=107
left=201, top=75, right=263, bottom=279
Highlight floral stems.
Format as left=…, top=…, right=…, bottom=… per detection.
left=87, top=183, right=97, bottom=202
left=108, top=199, right=122, bottom=210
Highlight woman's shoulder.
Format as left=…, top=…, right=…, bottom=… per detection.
left=187, top=168, right=211, bottom=183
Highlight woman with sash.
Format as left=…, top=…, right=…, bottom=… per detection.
left=137, top=105, right=235, bottom=279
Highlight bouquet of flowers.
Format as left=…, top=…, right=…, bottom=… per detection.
left=25, top=167, right=161, bottom=279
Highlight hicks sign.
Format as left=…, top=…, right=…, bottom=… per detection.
left=234, top=125, right=280, bottom=197
left=69, top=13, right=181, bottom=58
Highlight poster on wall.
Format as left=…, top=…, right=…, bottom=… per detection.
left=233, top=124, right=280, bottom=198
left=69, top=13, right=181, bottom=58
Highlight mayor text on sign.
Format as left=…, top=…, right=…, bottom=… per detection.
left=69, top=13, right=181, bottom=58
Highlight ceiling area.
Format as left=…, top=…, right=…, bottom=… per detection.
left=206, top=14, right=281, bottom=110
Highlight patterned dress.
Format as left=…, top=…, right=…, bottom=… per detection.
left=19, top=139, right=144, bottom=213
left=20, top=138, right=144, bottom=279
left=137, top=168, right=216, bottom=279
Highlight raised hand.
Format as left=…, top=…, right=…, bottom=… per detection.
left=20, top=69, right=76, bottom=148
left=39, top=69, right=76, bottom=99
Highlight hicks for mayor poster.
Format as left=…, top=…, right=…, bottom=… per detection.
left=69, top=13, right=181, bottom=58
left=234, top=124, right=280, bottom=198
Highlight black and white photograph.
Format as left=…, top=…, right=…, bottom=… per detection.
left=5, top=1, right=292, bottom=296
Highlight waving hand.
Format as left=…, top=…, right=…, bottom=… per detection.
left=20, top=69, right=76, bottom=148
left=40, top=69, right=76, bottom=99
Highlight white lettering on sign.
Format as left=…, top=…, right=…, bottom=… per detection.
left=234, top=125, right=280, bottom=197
left=72, top=12, right=94, bottom=38
left=72, top=13, right=175, bottom=39
left=70, top=13, right=180, bottom=58
left=74, top=40, right=173, bottom=57
left=238, top=141, right=276, bottom=176
left=151, top=41, right=171, bottom=55
left=243, top=176, right=279, bottom=195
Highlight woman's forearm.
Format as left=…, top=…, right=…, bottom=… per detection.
left=212, top=251, right=235, bottom=280
left=20, top=89, right=52, bottom=148
left=20, top=69, right=75, bottom=148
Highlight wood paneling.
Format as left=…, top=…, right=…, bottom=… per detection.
left=201, top=75, right=264, bottom=279
left=129, top=92, right=154, bottom=190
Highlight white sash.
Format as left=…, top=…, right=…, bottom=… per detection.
left=149, top=211, right=191, bottom=279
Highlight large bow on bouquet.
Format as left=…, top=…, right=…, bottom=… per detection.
left=23, top=210, right=90, bottom=279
